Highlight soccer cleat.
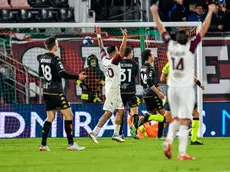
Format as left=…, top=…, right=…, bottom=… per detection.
left=178, top=154, right=195, bottom=160
left=39, top=145, right=50, bottom=151
left=68, top=142, right=85, bottom=151
left=156, top=137, right=166, bottom=141
left=162, top=140, right=172, bottom=159
left=190, top=140, right=203, bottom=145
left=112, top=135, right=125, bottom=143
left=130, top=124, right=137, bottom=138
left=88, top=132, right=99, bottom=144
left=137, top=113, right=150, bottom=127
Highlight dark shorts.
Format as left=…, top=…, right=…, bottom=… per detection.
left=144, top=95, right=164, bottom=112
left=164, top=101, right=198, bottom=111
left=43, top=93, right=70, bottom=111
left=121, top=93, right=138, bottom=108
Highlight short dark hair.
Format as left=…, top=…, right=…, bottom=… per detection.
left=45, top=37, right=57, bottom=50
left=195, top=4, right=203, bottom=9
left=175, top=30, right=189, bottom=45
left=141, top=49, right=151, bottom=61
left=107, top=46, right=116, bottom=54
left=124, top=48, right=132, bottom=57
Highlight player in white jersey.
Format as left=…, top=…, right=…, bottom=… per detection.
left=88, top=27, right=127, bottom=144
left=151, top=4, right=215, bottom=160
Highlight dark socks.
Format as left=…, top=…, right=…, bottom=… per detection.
left=133, top=114, right=139, bottom=129
left=119, top=116, right=124, bottom=135
left=65, top=120, right=74, bottom=145
left=41, top=121, right=52, bottom=146
left=157, top=117, right=166, bottom=138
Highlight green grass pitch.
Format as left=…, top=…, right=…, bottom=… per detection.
left=0, top=138, right=229, bottom=172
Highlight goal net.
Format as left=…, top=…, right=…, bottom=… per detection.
left=0, top=22, right=203, bottom=138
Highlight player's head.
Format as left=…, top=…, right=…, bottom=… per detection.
left=141, top=49, right=154, bottom=62
left=175, top=30, right=189, bottom=45
left=87, top=54, right=98, bottom=68
left=107, top=46, right=118, bottom=57
left=45, top=37, right=58, bottom=52
left=124, top=48, right=134, bottom=59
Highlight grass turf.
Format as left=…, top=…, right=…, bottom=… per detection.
left=0, top=138, right=229, bottom=172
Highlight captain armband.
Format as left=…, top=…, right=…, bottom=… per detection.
left=100, top=80, right=105, bottom=86
left=97, top=34, right=101, bottom=39
left=195, top=80, right=201, bottom=86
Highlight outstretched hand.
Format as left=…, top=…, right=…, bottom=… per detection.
left=120, top=28, right=127, bottom=37
left=151, top=4, right=158, bottom=12
left=95, top=27, right=102, bottom=35
left=208, top=4, right=216, bottom=12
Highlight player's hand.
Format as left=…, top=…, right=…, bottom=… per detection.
left=95, top=26, right=102, bottom=35
left=157, top=92, right=165, bottom=100
left=78, top=71, right=87, bottom=80
left=120, top=28, right=127, bottom=37
left=151, top=5, right=158, bottom=13
left=200, top=84, right=205, bottom=90
left=208, top=4, right=216, bottom=12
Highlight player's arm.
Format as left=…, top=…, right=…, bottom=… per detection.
left=160, top=62, right=169, bottom=83
left=119, top=28, right=128, bottom=57
left=37, top=55, right=43, bottom=77
left=199, top=4, right=215, bottom=38
left=147, top=68, right=164, bottom=99
left=151, top=5, right=166, bottom=35
left=55, top=56, right=87, bottom=80
left=95, top=27, right=104, bottom=50
left=112, top=28, right=127, bottom=65
left=194, top=76, right=205, bottom=90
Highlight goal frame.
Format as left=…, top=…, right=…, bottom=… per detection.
left=0, top=22, right=203, bottom=137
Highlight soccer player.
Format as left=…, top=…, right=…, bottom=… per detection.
left=88, top=27, right=127, bottom=144
left=151, top=4, right=214, bottom=160
left=161, top=62, right=205, bottom=145
left=37, top=37, right=87, bottom=151
left=119, top=48, right=139, bottom=139
left=139, top=49, right=166, bottom=139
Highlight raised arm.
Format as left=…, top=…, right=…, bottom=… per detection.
left=199, top=4, right=215, bottom=38
left=95, top=27, right=104, bottom=50
left=119, top=28, right=127, bottom=57
left=151, top=5, right=166, bottom=35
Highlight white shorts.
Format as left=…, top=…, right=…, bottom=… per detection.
left=168, top=86, right=195, bottom=119
left=103, top=93, right=124, bottom=113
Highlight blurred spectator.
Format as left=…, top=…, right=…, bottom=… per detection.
left=220, top=4, right=230, bottom=31
left=188, top=4, right=206, bottom=21
left=209, top=2, right=225, bottom=31
left=168, top=0, right=189, bottom=21
left=76, top=54, right=105, bottom=103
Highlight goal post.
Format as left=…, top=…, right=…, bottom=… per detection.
left=0, top=22, right=204, bottom=137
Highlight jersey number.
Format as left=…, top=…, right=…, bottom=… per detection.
left=141, top=73, right=147, bottom=84
left=106, top=68, right=114, bottom=78
left=121, top=68, right=131, bottom=82
left=171, top=57, right=184, bottom=70
left=41, top=64, right=52, bottom=81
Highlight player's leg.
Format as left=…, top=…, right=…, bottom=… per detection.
left=163, top=87, right=180, bottom=159
left=119, top=94, right=127, bottom=136
left=40, top=110, right=55, bottom=151
left=60, top=107, right=85, bottom=150
left=177, top=87, right=195, bottom=160
left=190, top=103, right=203, bottom=145
left=112, top=109, right=125, bottom=142
left=128, top=95, right=139, bottom=139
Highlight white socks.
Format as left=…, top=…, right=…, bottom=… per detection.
left=93, top=126, right=101, bottom=135
left=166, top=120, right=180, bottom=144
left=113, top=124, right=121, bottom=136
left=179, top=125, right=189, bottom=155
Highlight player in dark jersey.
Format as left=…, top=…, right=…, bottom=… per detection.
left=119, top=48, right=139, bottom=139
left=138, top=49, right=166, bottom=139
left=37, top=37, right=87, bottom=151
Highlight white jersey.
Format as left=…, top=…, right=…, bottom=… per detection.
left=162, top=32, right=201, bottom=87
left=100, top=48, right=122, bottom=96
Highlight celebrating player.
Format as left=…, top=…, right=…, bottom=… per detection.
left=151, top=4, right=214, bottom=160
left=139, top=49, right=166, bottom=139
left=119, top=48, right=139, bottom=139
left=38, top=37, right=87, bottom=151
left=161, top=62, right=205, bottom=145
left=88, top=27, right=127, bottom=144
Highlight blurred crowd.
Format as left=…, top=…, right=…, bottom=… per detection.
left=158, top=0, right=230, bottom=31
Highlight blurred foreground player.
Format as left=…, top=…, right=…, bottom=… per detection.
left=139, top=49, right=166, bottom=139
left=161, top=62, right=205, bottom=145
left=151, top=4, right=214, bottom=160
left=119, top=48, right=139, bottom=139
left=38, top=37, right=87, bottom=151
left=88, top=27, right=127, bottom=143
